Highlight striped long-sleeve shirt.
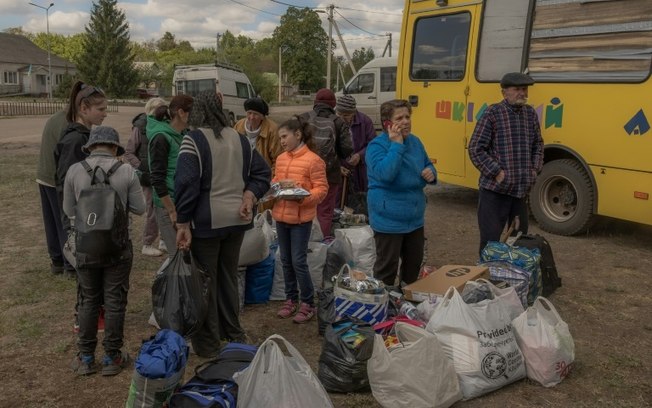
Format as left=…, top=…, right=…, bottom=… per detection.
left=468, top=100, right=544, bottom=199
left=174, top=127, right=271, bottom=238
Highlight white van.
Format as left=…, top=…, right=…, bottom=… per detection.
left=172, top=62, right=256, bottom=125
left=337, top=57, right=397, bottom=129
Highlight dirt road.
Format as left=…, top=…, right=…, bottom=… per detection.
left=1, top=105, right=651, bottom=407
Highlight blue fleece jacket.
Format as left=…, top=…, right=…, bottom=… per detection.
left=366, top=132, right=437, bottom=234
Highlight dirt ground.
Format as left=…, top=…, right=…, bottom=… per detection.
left=0, top=105, right=651, bottom=408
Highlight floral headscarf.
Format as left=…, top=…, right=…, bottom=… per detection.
left=187, top=90, right=230, bottom=137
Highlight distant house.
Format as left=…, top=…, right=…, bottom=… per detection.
left=0, top=32, right=77, bottom=96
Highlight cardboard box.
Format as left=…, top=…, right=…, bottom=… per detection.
left=403, top=265, right=490, bottom=302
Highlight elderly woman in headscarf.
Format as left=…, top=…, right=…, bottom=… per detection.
left=174, top=90, right=271, bottom=356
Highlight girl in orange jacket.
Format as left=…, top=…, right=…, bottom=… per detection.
left=272, top=116, right=328, bottom=323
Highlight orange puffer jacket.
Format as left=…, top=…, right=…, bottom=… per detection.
left=272, top=144, right=329, bottom=224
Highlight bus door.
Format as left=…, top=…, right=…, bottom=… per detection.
left=402, top=4, right=477, bottom=179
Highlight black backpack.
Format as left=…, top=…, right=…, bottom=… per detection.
left=74, top=160, right=129, bottom=268
left=306, top=110, right=337, bottom=165
left=168, top=343, right=257, bottom=408
left=514, top=234, right=561, bottom=297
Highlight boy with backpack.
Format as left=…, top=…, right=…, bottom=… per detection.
left=63, top=126, right=146, bottom=376
left=300, top=89, right=353, bottom=237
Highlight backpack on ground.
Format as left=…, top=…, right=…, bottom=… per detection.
left=307, top=110, right=337, bottom=164
left=74, top=160, right=129, bottom=268
left=514, top=234, right=561, bottom=296
left=168, top=343, right=257, bottom=408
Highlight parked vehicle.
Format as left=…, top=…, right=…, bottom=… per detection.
left=337, top=57, right=397, bottom=129
left=136, top=88, right=158, bottom=100
left=398, top=0, right=652, bottom=235
left=172, top=62, right=256, bottom=125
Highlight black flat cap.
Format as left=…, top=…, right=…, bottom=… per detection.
left=500, top=72, right=535, bottom=88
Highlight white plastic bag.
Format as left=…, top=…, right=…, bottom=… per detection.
left=368, top=323, right=462, bottom=408
left=513, top=297, right=575, bottom=387
left=307, top=241, right=328, bottom=290
left=234, top=334, right=334, bottom=408
left=269, top=246, right=285, bottom=301
left=334, top=225, right=376, bottom=275
left=239, top=210, right=274, bottom=266
left=426, top=287, right=526, bottom=399
left=462, top=279, right=525, bottom=321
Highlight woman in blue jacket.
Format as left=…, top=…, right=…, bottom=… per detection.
left=366, top=99, right=437, bottom=287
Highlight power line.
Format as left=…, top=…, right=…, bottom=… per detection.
left=268, top=0, right=316, bottom=9
left=334, top=9, right=383, bottom=37
left=226, top=0, right=282, bottom=16
left=336, top=15, right=401, bottom=26
left=334, top=5, right=403, bottom=16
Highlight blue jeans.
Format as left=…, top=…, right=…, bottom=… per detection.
left=276, top=221, right=314, bottom=306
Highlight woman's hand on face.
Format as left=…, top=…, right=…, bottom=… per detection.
left=421, top=167, right=435, bottom=183
left=388, top=123, right=403, bottom=143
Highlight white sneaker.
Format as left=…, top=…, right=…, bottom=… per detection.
left=158, top=240, right=167, bottom=253
left=142, top=245, right=163, bottom=257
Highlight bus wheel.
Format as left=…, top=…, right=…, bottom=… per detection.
left=529, top=159, right=594, bottom=236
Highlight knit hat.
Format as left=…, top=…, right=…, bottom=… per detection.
left=82, top=126, right=125, bottom=155
left=314, top=88, right=336, bottom=108
left=244, top=97, right=269, bottom=116
left=336, top=95, right=357, bottom=113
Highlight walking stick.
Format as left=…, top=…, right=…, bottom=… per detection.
left=340, top=174, right=348, bottom=209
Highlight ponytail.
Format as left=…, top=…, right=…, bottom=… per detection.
left=66, top=80, right=106, bottom=123
left=279, top=115, right=316, bottom=152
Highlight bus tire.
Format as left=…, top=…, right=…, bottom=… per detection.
left=529, top=159, right=594, bottom=236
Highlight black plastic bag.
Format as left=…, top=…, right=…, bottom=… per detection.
left=317, top=318, right=375, bottom=393
left=152, top=251, right=209, bottom=337
left=317, top=287, right=336, bottom=336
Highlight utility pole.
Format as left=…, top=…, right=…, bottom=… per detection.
left=382, top=32, right=392, bottom=58
left=278, top=47, right=282, bottom=103
left=29, top=2, right=54, bottom=100
left=326, top=4, right=334, bottom=89
left=216, top=33, right=221, bottom=62
left=331, top=17, right=356, bottom=76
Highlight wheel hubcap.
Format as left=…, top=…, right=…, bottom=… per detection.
left=540, top=175, right=578, bottom=222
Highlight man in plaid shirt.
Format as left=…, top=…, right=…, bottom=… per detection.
left=469, top=72, right=544, bottom=255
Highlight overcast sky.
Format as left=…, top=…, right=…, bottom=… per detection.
left=1, top=0, right=403, bottom=57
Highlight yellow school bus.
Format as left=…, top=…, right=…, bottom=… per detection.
left=398, top=0, right=652, bottom=235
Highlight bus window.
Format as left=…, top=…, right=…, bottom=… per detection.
left=410, top=13, right=471, bottom=81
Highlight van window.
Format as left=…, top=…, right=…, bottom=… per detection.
left=235, top=82, right=249, bottom=98
left=410, top=13, right=471, bottom=81
left=347, top=73, right=374, bottom=94
left=178, top=79, right=215, bottom=97
left=380, top=67, right=397, bottom=92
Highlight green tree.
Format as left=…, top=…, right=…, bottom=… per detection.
left=3, top=27, right=32, bottom=37
left=77, top=0, right=138, bottom=97
left=157, top=32, right=177, bottom=52
left=340, top=47, right=376, bottom=84
left=272, top=7, right=330, bottom=92
left=33, top=32, right=86, bottom=65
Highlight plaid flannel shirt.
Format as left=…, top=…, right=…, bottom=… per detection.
left=468, top=100, right=544, bottom=198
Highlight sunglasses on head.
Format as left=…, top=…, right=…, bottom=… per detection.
left=78, top=84, right=105, bottom=99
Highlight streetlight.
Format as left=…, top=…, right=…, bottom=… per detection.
left=28, top=2, right=54, bottom=100
left=316, top=6, right=334, bottom=89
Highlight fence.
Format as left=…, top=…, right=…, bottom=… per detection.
left=0, top=100, right=119, bottom=117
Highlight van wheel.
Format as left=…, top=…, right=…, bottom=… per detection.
left=529, top=159, right=594, bottom=236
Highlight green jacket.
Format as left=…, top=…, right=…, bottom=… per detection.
left=146, top=116, right=183, bottom=208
